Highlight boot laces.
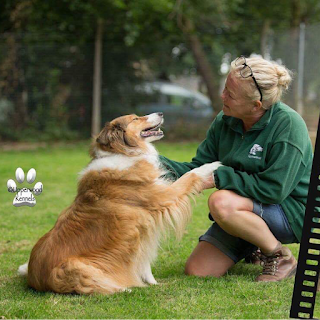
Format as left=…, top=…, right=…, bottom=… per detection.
left=246, top=249, right=264, bottom=264
left=251, top=250, right=262, bottom=260
left=261, top=254, right=280, bottom=275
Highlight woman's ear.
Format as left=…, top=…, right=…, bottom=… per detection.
left=252, top=100, right=263, bottom=112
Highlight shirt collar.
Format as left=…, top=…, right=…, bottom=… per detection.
left=222, top=102, right=279, bottom=133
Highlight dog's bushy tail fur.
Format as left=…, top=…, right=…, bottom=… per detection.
left=49, top=257, right=144, bottom=294
left=18, top=262, right=28, bottom=276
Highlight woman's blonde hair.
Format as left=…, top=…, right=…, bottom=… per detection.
left=230, top=56, right=293, bottom=109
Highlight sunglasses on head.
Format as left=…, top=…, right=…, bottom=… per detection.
left=235, top=56, right=263, bottom=102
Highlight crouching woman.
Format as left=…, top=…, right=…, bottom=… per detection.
left=160, top=56, right=313, bottom=282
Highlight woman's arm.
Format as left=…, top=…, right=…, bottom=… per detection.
left=214, top=141, right=311, bottom=204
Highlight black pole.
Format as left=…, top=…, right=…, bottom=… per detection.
left=290, top=115, right=320, bottom=319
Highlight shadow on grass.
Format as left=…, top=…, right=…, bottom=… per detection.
left=228, top=260, right=262, bottom=277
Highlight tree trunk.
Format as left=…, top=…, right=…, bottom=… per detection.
left=92, top=19, right=104, bottom=136
left=261, top=19, right=271, bottom=58
left=290, top=0, right=302, bottom=112
left=296, top=23, right=305, bottom=116
left=0, top=35, right=28, bottom=130
left=178, top=16, right=221, bottom=116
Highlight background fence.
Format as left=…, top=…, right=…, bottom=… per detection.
left=0, top=22, right=319, bottom=142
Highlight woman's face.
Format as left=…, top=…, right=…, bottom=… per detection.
left=221, top=73, right=254, bottom=120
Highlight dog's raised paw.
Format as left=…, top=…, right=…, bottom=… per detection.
left=191, top=161, right=224, bottom=179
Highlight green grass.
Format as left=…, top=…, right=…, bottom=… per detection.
left=0, top=141, right=319, bottom=319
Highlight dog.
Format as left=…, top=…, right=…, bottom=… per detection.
left=18, top=113, right=223, bottom=294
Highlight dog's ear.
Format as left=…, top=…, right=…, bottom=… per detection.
left=96, top=122, right=119, bottom=148
left=96, top=122, right=137, bottom=150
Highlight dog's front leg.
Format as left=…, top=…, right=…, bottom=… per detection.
left=141, top=263, right=157, bottom=285
left=164, top=161, right=224, bottom=197
left=150, top=161, right=224, bottom=240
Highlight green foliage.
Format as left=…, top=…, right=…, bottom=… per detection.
left=0, top=0, right=319, bottom=141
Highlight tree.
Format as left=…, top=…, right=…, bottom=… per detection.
left=1, top=0, right=319, bottom=140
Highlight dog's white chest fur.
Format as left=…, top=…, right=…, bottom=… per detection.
left=79, top=143, right=163, bottom=178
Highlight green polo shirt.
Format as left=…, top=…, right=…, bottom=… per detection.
left=160, top=101, right=313, bottom=242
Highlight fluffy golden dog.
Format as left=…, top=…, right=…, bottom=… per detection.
left=19, top=113, right=222, bottom=294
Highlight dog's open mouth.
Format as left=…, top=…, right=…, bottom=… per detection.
left=140, top=122, right=164, bottom=138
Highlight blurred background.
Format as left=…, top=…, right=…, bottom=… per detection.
left=0, top=0, right=319, bottom=143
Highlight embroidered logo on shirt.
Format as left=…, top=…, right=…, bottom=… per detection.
left=249, top=144, right=263, bottom=159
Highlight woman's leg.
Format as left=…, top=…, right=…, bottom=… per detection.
left=207, top=190, right=297, bottom=281
left=208, top=190, right=279, bottom=254
left=184, top=189, right=297, bottom=281
left=185, top=241, right=234, bottom=277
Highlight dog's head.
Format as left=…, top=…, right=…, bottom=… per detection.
left=91, top=113, right=164, bottom=158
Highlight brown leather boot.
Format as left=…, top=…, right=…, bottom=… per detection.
left=245, top=249, right=265, bottom=266
left=255, top=241, right=297, bottom=282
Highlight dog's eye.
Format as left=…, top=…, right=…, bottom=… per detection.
left=133, top=118, right=139, bottom=121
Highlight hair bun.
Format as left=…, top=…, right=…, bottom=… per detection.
left=275, top=64, right=292, bottom=90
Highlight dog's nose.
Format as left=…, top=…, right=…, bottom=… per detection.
left=157, top=112, right=163, bottom=117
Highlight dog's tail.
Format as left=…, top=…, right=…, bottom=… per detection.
left=17, top=262, right=28, bottom=277
left=48, top=257, right=143, bottom=294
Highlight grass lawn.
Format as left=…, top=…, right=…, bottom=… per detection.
left=0, top=141, right=319, bottom=319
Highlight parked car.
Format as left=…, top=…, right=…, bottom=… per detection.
left=135, top=81, right=214, bottom=127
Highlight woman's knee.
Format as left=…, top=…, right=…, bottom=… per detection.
left=185, top=256, right=202, bottom=276
left=184, top=242, right=233, bottom=277
left=208, top=190, right=234, bottom=222
left=185, top=255, right=222, bottom=278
